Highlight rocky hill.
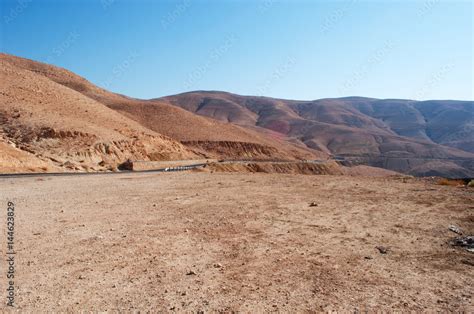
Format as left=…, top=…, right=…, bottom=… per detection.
left=161, top=92, right=474, bottom=177
left=0, top=54, right=321, bottom=173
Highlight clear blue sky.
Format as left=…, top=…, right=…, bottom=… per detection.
left=1, top=0, right=472, bottom=100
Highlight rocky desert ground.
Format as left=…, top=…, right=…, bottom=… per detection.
left=0, top=172, right=472, bottom=311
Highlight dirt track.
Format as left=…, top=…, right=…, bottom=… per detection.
left=0, top=172, right=472, bottom=311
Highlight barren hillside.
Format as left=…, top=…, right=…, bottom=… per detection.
left=0, top=54, right=325, bottom=173
left=1, top=54, right=472, bottom=177
left=0, top=54, right=195, bottom=172
left=161, top=92, right=474, bottom=178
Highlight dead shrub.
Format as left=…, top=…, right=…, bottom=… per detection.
left=437, top=178, right=465, bottom=186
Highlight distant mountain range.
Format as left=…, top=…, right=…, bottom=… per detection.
left=1, top=53, right=473, bottom=177
left=161, top=91, right=474, bottom=177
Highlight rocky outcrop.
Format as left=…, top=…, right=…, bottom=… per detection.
left=182, top=141, right=287, bottom=160
left=206, top=161, right=343, bottom=175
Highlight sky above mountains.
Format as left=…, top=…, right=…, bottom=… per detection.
left=1, top=0, right=472, bottom=100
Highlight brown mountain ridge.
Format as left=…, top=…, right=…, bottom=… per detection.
left=0, top=53, right=320, bottom=173
left=160, top=92, right=474, bottom=178
left=1, top=53, right=472, bottom=177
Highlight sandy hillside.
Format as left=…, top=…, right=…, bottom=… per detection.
left=0, top=55, right=195, bottom=172
left=0, top=53, right=322, bottom=163
left=0, top=141, right=58, bottom=172
left=1, top=172, right=472, bottom=311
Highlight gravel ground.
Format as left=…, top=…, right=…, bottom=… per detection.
left=0, top=172, right=472, bottom=311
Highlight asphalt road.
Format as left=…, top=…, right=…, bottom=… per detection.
left=0, top=160, right=329, bottom=179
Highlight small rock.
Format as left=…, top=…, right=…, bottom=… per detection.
left=450, top=236, right=474, bottom=250
left=448, top=225, right=463, bottom=235
left=461, top=259, right=474, bottom=266
left=214, top=263, right=223, bottom=268
left=364, top=256, right=373, bottom=260
left=309, top=202, right=318, bottom=207
left=186, top=270, right=197, bottom=276
left=376, top=246, right=389, bottom=254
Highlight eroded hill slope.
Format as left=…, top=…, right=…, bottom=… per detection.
left=1, top=54, right=321, bottom=163
left=0, top=55, right=195, bottom=172
left=161, top=91, right=474, bottom=177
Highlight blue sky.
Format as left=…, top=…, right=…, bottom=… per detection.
left=1, top=0, right=472, bottom=100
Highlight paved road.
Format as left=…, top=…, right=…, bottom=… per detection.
left=0, top=160, right=329, bottom=179
left=0, top=163, right=209, bottom=179
left=221, top=160, right=328, bottom=165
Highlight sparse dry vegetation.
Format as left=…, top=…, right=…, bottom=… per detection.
left=437, top=178, right=467, bottom=186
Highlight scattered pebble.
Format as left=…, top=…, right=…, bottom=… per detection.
left=309, top=202, right=318, bottom=207
left=448, top=225, right=463, bottom=235
left=461, top=259, right=474, bottom=266
left=376, top=246, right=389, bottom=254
left=450, top=236, right=474, bottom=252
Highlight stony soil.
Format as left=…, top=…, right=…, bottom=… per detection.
left=0, top=172, right=472, bottom=311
